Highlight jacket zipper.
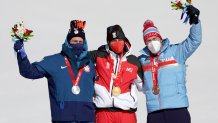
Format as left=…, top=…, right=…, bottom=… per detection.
left=156, top=57, right=161, bottom=109
left=111, top=55, right=119, bottom=97
left=158, top=94, right=161, bottom=109
left=114, top=55, right=119, bottom=74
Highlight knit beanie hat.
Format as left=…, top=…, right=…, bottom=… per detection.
left=67, top=20, right=86, bottom=42
left=143, top=20, right=162, bottom=43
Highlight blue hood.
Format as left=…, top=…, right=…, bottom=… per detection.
left=61, top=37, right=90, bottom=69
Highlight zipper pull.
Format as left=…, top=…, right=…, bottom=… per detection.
left=60, top=101, right=65, bottom=109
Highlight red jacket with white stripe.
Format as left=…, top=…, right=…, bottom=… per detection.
left=89, top=41, right=143, bottom=111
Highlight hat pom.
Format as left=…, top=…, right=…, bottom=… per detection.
left=143, top=20, right=154, bottom=28
left=70, top=20, right=86, bottom=29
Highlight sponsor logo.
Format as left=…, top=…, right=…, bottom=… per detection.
left=126, top=67, right=133, bottom=72
left=61, top=66, right=67, bottom=69
left=159, top=56, right=175, bottom=62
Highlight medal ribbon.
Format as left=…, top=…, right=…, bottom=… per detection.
left=114, top=61, right=122, bottom=87
left=64, top=56, right=84, bottom=86
left=111, top=55, right=123, bottom=87
left=150, top=55, right=160, bottom=87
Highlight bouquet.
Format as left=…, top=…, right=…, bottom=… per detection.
left=171, top=0, right=192, bottom=23
left=171, top=0, right=191, bottom=10
left=11, top=21, right=33, bottom=42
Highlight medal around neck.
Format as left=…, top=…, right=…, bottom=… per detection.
left=152, top=86, right=160, bottom=95
left=72, top=86, right=80, bottom=95
left=112, top=86, right=121, bottom=96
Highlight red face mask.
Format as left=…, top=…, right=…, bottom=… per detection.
left=110, top=41, right=124, bottom=54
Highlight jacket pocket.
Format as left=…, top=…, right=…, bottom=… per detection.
left=176, top=67, right=186, bottom=94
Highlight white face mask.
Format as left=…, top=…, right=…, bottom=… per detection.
left=147, top=40, right=161, bottom=54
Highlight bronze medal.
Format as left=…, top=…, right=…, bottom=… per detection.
left=152, top=86, right=160, bottom=95
left=112, top=86, right=121, bottom=96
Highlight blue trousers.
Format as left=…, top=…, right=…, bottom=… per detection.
left=147, top=108, right=191, bottom=123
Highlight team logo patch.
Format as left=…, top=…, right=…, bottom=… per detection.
left=112, top=32, right=117, bottom=38
left=111, top=73, right=116, bottom=79
left=74, top=29, right=79, bottom=34
left=106, top=62, right=110, bottom=69
left=84, top=65, right=90, bottom=72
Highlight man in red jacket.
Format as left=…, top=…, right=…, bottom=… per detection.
left=89, top=25, right=143, bottom=123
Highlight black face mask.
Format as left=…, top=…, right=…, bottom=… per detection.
left=69, top=44, right=84, bottom=56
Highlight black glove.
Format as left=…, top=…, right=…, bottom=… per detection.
left=14, top=39, right=23, bottom=52
left=14, top=39, right=27, bottom=59
left=186, top=5, right=200, bottom=25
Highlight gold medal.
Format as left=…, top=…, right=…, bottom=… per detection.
left=112, top=86, right=121, bottom=96
left=152, top=86, right=160, bottom=95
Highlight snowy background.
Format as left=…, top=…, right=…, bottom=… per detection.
left=0, top=0, right=218, bottom=122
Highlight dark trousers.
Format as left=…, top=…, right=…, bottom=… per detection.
left=147, top=108, right=191, bottom=123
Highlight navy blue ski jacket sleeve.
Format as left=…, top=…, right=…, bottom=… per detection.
left=17, top=53, right=46, bottom=79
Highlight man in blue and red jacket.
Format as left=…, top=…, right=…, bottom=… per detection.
left=138, top=5, right=202, bottom=123
left=13, top=20, right=95, bottom=123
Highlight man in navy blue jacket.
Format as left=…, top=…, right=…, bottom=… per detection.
left=13, top=20, right=95, bottom=123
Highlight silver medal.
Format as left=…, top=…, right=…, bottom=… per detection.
left=72, top=86, right=80, bottom=95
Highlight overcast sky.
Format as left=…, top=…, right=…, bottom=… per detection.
left=1, top=0, right=218, bottom=123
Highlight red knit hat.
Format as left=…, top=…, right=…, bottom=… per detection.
left=143, top=20, right=162, bottom=43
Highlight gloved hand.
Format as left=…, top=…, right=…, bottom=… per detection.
left=186, top=5, right=200, bottom=25
left=13, top=39, right=27, bottom=59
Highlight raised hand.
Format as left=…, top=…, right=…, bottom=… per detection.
left=187, top=5, right=200, bottom=25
